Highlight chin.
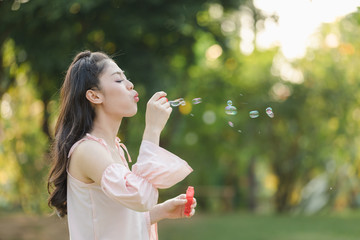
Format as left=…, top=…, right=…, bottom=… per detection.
left=125, top=109, right=138, bottom=118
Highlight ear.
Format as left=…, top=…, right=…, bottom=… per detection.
left=86, top=89, right=103, bottom=104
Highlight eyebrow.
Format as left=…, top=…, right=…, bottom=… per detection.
left=111, top=71, right=125, bottom=76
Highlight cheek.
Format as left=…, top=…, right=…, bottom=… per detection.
left=101, top=87, right=121, bottom=106
left=104, top=85, right=125, bottom=101
left=104, top=90, right=136, bottom=115
left=101, top=84, right=137, bottom=115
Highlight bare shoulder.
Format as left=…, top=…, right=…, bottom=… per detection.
left=74, top=140, right=104, bottom=155
left=69, top=140, right=114, bottom=184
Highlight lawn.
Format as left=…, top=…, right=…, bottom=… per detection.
left=1, top=211, right=360, bottom=239
left=158, top=211, right=360, bottom=240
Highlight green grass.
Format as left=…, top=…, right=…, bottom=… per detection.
left=1, top=211, right=360, bottom=240
left=158, top=212, right=360, bottom=240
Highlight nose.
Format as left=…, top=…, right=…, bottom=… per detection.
left=127, top=79, right=134, bottom=90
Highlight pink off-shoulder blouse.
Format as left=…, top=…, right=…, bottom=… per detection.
left=66, top=134, right=193, bottom=240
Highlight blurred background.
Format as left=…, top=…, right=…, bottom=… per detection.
left=1, top=0, right=360, bottom=239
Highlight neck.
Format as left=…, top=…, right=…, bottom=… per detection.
left=90, top=112, right=122, bottom=148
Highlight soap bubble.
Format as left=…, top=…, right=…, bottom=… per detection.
left=192, top=98, right=202, bottom=104
left=225, top=100, right=237, bottom=115
left=169, top=98, right=185, bottom=107
left=225, top=105, right=237, bottom=115
left=228, top=121, right=234, bottom=127
left=249, top=110, right=259, bottom=118
left=266, top=107, right=274, bottom=118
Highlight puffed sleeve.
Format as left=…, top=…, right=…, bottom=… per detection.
left=133, top=140, right=193, bottom=188
left=101, top=140, right=193, bottom=212
left=101, top=163, right=158, bottom=211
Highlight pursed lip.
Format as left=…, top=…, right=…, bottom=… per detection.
left=134, top=92, right=139, bottom=102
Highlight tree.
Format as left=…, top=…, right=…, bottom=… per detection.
left=1, top=0, right=250, bottom=213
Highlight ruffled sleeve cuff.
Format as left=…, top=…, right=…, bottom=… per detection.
left=132, top=140, right=193, bottom=189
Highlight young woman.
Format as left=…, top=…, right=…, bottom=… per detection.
left=47, top=50, right=196, bottom=240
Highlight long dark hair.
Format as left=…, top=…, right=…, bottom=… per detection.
left=47, top=50, right=111, bottom=217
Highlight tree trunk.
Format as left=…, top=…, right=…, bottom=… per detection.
left=274, top=174, right=294, bottom=212
left=247, top=156, right=257, bottom=211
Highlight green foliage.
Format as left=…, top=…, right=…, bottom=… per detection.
left=0, top=56, right=49, bottom=213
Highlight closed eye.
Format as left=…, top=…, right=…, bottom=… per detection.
left=115, top=80, right=124, bottom=83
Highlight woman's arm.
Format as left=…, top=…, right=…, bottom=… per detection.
left=70, top=138, right=192, bottom=212
left=70, top=140, right=158, bottom=211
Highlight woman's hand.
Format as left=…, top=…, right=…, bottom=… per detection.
left=150, top=194, right=197, bottom=224
left=163, top=194, right=197, bottom=219
left=143, top=91, right=172, bottom=145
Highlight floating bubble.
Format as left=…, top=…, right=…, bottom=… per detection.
left=228, top=121, right=234, bottom=127
left=225, top=100, right=237, bottom=115
left=249, top=110, right=259, bottom=118
left=225, top=105, right=237, bottom=115
left=169, top=98, right=185, bottom=107
left=192, top=98, right=202, bottom=104
left=237, top=130, right=242, bottom=133
left=266, top=107, right=274, bottom=118
left=266, top=107, right=272, bottom=114
left=190, top=113, right=194, bottom=117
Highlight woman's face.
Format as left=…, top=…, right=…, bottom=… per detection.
left=97, top=60, right=139, bottom=118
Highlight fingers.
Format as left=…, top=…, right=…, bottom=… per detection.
left=187, top=208, right=196, bottom=218
left=166, top=104, right=173, bottom=113
left=185, top=202, right=196, bottom=218
left=191, top=197, right=197, bottom=208
left=188, top=197, right=197, bottom=218
left=149, top=91, right=167, bottom=103
left=172, top=194, right=187, bottom=206
left=176, top=194, right=186, bottom=200
left=182, top=195, right=197, bottom=218
left=176, top=195, right=196, bottom=208
left=158, top=96, right=168, bottom=103
left=158, top=96, right=171, bottom=109
left=175, top=198, right=188, bottom=206
left=148, top=91, right=171, bottom=110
